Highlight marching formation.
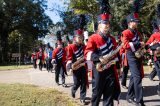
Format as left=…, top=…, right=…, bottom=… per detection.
left=31, top=0, right=160, bottom=106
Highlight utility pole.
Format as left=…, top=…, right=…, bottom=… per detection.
left=19, top=34, right=21, bottom=66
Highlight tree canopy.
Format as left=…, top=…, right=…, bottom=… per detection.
left=0, top=0, right=53, bottom=63
left=58, top=0, right=160, bottom=36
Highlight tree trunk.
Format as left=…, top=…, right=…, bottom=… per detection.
left=1, top=22, right=9, bottom=64
left=0, top=35, right=2, bottom=64
left=0, top=23, right=3, bottom=64
left=1, top=32, right=9, bottom=63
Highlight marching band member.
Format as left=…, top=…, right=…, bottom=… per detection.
left=147, top=4, right=160, bottom=82
left=52, top=31, right=67, bottom=87
left=120, top=37, right=129, bottom=89
left=66, top=28, right=87, bottom=104
left=85, top=0, right=120, bottom=105
left=122, top=1, right=145, bottom=105
left=119, top=19, right=130, bottom=89
left=37, top=47, right=45, bottom=71
left=146, top=7, right=160, bottom=95
left=31, top=49, right=37, bottom=69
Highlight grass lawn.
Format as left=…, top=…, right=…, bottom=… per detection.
left=0, top=65, right=33, bottom=71
left=0, top=64, right=153, bottom=73
left=143, top=65, right=153, bottom=73
left=0, top=83, right=79, bottom=106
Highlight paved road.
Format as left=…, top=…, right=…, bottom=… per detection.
left=0, top=68, right=159, bottom=106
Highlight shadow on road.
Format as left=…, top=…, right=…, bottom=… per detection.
left=144, top=99, right=160, bottom=103
left=143, top=85, right=158, bottom=97
left=120, top=85, right=158, bottom=98
left=119, top=92, right=127, bottom=100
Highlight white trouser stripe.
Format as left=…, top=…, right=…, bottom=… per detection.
left=86, top=51, right=93, bottom=61
left=66, top=60, right=72, bottom=66
left=129, top=42, right=135, bottom=52
left=86, top=60, right=93, bottom=70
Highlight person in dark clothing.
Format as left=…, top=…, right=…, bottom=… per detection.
left=52, top=34, right=67, bottom=87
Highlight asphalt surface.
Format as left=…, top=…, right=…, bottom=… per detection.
left=0, top=68, right=159, bottom=106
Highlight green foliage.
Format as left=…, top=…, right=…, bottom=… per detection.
left=59, top=10, right=78, bottom=35
left=67, top=0, right=160, bottom=37
left=69, top=0, right=99, bottom=15
left=0, top=0, right=53, bottom=63
left=8, top=30, right=41, bottom=55
left=69, top=0, right=99, bottom=32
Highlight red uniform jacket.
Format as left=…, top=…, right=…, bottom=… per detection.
left=31, top=53, right=37, bottom=60
left=146, top=33, right=160, bottom=45
left=66, top=44, right=86, bottom=66
left=84, top=33, right=120, bottom=100
left=37, top=51, right=45, bottom=60
left=122, top=29, right=144, bottom=78
left=85, top=33, right=118, bottom=63
left=146, top=32, right=160, bottom=61
left=122, top=29, right=142, bottom=51
left=66, top=43, right=89, bottom=87
left=65, top=45, right=69, bottom=59
left=52, top=48, right=66, bottom=65
left=119, top=47, right=126, bottom=66
left=119, top=36, right=128, bottom=67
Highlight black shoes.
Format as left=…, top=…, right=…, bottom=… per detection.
left=158, top=89, right=160, bottom=96
left=126, top=97, right=145, bottom=106
left=157, top=84, right=160, bottom=96
left=148, top=75, right=153, bottom=81
left=71, top=91, right=75, bottom=98
left=122, top=85, right=128, bottom=89
left=126, top=97, right=136, bottom=105
left=62, top=84, right=67, bottom=87
left=80, top=99, right=86, bottom=105
left=136, top=102, right=146, bottom=106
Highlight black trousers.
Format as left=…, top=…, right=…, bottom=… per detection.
left=126, top=51, right=143, bottom=103
left=39, top=59, right=43, bottom=70
left=72, top=66, right=87, bottom=100
left=92, top=66, right=96, bottom=94
left=46, top=59, right=52, bottom=71
left=149, top=68, right=157, bottom=80
left=121, top=66, right=129, bottom=86
left=154, top=59, right=160, bottom=80
left=55, top=63, right=65, bottom=84
left=154, top=59, right=160, bottom=93
left=33, top=59, right=37, bottom=69
left=91, top=66, right=116, bottom=106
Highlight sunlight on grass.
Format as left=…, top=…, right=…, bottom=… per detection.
left=143, top=65, right=153, bottom=73
left=0, top=65, right=33, bottom=71
left=0, top=83, right=79, bottom=106
left=0, top=65, right=154, bottom=73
